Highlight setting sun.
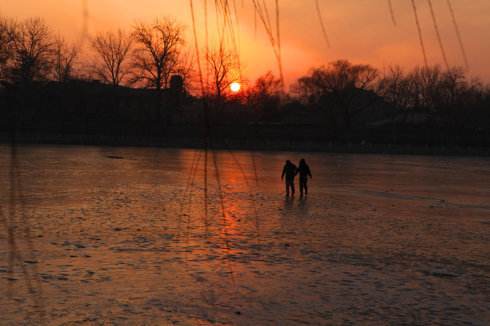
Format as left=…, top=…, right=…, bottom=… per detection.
left=230, top=82, right=241, bottom=93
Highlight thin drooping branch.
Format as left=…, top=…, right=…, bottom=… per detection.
left=427, top=0, right=449, bottom=70
left=410, top=0, right=428, bottom=68
left=275, top=0, right=281, bottom=60
left=212, top=0, right=242, bottom=83
left=79, top=0, right=89, bottom=46
left=388, top=0, right=397, bottom=26
left=204, top=0, right=210, bottom=89
left=446, top=0, right=469, bottom=69
left=315, top=0, right=331, bottom=50
left=252, top=0, right=284, bottom=88
left=189, top=0, right=205, bottom=94
left=232, top=0, right=243, bottom=78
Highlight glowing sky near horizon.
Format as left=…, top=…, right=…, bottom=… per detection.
left=2, top=0, right=490, bottom=86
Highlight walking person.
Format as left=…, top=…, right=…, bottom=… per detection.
left=298, top=159, right=312, bottom=197
left=281, top=160, right=298, bottom=197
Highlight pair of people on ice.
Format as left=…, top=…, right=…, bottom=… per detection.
left=281, top=159, right=312, bottom=197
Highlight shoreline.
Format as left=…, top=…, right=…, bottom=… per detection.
left=1, top=133, right=489, bottom=157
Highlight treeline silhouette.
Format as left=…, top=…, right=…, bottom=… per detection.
left=1, top=16, right=489, bottom=152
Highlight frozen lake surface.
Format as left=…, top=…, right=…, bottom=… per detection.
left=1, top=145, right=489, bottom=325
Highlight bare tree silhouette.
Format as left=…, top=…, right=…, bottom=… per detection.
left=246, top=72, right=283, bottom=121
left=52, top=36, right=78, bottom=83
left=9, top=18, right=53, bottom=84
left=294, top=60, right=378, bottom=129
left=207, top=47, right=237, bottom=99
left=0, top=17, right=17, bottom=82
left=131, top=18, right=185, bottom=90
left=91, top=29, right=132, bottom=87
left=377, top=66, right=413, bottom=115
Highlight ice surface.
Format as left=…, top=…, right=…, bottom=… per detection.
left=0, top=145, right=489, bottom=325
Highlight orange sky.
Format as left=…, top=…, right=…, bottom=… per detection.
left=2, top=0, right=490, bottom=86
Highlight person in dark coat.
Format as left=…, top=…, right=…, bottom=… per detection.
left=281, top=160, right=298, bottom=196
left=297, top=159, right=312, bottom=197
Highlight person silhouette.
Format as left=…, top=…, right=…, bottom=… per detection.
left=281, top=160, right=298, bottom=196
left=298, top=159, right=312, bottom=197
